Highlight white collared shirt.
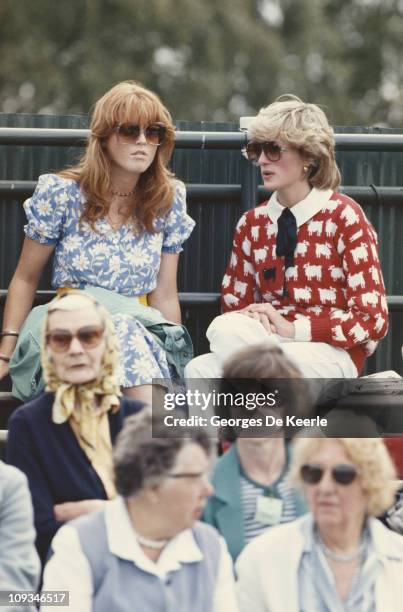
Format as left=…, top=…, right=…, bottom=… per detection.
left=41, top=496, right=238, bottom=612
left=266, top=188, right=334, bottom=228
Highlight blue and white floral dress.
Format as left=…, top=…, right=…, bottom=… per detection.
left=20, top=173, right=195, bottom=388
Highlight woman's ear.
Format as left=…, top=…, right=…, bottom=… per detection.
left=302, top=156, right=319, bottom=179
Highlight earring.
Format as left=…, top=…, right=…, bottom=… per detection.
left=303, top=164, right=309, bottom=174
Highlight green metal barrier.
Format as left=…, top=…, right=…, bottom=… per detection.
left=0, top=116, right=403, bottom=377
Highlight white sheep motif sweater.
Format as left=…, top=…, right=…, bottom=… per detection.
left=221, top=188, right=388, bottom=373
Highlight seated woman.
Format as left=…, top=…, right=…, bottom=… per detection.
left=202, top=343, right=307, bottom=561
left=186, top=96, right=388, bottom=380
left=0, top=80, right=194, bottom=405
left=236, top=437, right=403, bottom=611
left=41, top=408, right=237, bottom=612
left=6, top=291, right=143, bottom=563
left=0, top=460, right=40, bottom=607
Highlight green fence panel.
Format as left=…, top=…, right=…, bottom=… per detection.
left=1, top=114, right=402, bottom=378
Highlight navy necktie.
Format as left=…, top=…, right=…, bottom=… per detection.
left=276, top=207, right=297, bottom=297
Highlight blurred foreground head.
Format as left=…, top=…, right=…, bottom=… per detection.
left=113, top=408, right=214, bottom=535
left=218, top=343, right=314, bottom=441
left=290, top=437, right=398, bottom=521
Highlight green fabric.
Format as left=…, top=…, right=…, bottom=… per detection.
left=202, top=443, right=307, bottom=561
left=9, top=286, right=193, bottom=402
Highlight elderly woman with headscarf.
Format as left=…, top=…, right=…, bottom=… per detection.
left=6, top=291, right=143, bottom=563
left=41, top=408, right=238, bottom=612
left=236, top=437, right=403, bottom=612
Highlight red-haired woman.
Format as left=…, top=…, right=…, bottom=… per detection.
left=0, top=81, right=194, bottom=403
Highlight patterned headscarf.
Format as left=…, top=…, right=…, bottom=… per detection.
left=41, top=290, right=122, bottom=462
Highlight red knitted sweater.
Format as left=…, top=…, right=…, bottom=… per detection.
left=221, top=192, right=388, bottom=373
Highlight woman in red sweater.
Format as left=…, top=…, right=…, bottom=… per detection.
left=185, top=96, right=388, bottom=379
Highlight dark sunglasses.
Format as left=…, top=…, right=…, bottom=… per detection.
left=243, top=140, right=288, bottom=164
left=46, top=325, right=104, bottom=353
left=116, top=122, right=166, bottom=146
left=300, top=463, right=358, bottom=486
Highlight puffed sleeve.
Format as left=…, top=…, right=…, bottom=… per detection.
left=162, top=180, right=195, bottom=253
left=24, top=174, right=73, bottom=245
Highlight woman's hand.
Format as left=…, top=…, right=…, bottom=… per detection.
left=241, top=303, right=295, bottom=339
left=241, top=306, right=276, bottom=333
left=0, top=360, right=10, bottom=381
left=54, top=499, right=106, bottom=522
left=148, top=252, right=181, bottom=323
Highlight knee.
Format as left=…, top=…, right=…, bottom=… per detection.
left=207, top=312, right=266, bottom=351
left=184, top=353, right=222, bottom=378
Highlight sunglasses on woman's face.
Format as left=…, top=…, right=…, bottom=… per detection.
left=115, top=122, right=166, bottom=146
left=300, top=463, right=358, bottom=486
left=243, top=140, right=288, bottom=164
left=46, top=326, right=104, bottom=353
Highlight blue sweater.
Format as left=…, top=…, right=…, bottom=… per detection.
left=6, top=392, right=143, bottom=563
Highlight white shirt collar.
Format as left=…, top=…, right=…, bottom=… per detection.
left=104, top=496, right=203, bottom=579
left=267, top=187, right=333, bottom=227
left=300, top=514, right=403, bottom=561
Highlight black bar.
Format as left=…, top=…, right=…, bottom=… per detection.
left=0, top=290, right=402, bottom=309
left=1, top=180, right=403, bottom=207
left=258, top=185, right=403, bottom=206
left=0, top=128, right=248, bottom=149
left=1, top=127, right=403, bottom=151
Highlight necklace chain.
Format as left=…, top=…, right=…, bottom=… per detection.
left=110, top=188, right=135, bottom=198
left=317, top=533, right=366, bottom=562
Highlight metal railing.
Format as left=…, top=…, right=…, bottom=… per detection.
left=1, top=126, right=403, bottom=149
left=1, top=126, right=403, bottom=316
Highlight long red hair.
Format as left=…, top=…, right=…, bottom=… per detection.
left=59, top=81, right=176, bottom=232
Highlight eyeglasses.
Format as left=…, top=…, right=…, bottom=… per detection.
left=300, top=463, right=358, bottom=486
left=168, top=471, right=209, bottom=483
left=46, top=325, right=105, bottom=353
left=243, top=141, right=288, bottom=165
left=115, top=122, right=166, bottom=146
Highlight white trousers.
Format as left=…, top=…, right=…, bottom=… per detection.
left=185, top=313, right=358, bottom=379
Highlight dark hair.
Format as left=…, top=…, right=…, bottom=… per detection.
left=218, top=343, right=314, bottom=441
left=113, top=408, right=211, bottom=497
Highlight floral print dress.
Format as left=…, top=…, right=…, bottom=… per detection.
left=23, top=174, right=195, bottom=386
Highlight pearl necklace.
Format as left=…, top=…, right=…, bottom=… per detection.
left=317, top=533, right=366, bottom=563
left=110, top=188, right=135, bottom=198
left=136, top=533, right=168, bottom=550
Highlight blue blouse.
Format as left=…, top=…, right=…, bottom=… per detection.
left=24, top=174, right=195, bottom=297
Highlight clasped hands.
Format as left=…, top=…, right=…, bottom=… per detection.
left=240, top=303, right=295, bottom=339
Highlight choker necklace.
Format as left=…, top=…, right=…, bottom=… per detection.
left=110, top=188, right=135, bottom=198
left=136, top=533, right=168, bottom=550
left=317, top=533, right=366, bottom=563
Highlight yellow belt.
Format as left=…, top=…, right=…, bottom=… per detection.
left=56, top=287, right=148, bottom=306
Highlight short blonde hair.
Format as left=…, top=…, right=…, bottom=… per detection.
left=289, top=437, right=398, bottom=516
left=248, top=95, right=341, bottom=190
